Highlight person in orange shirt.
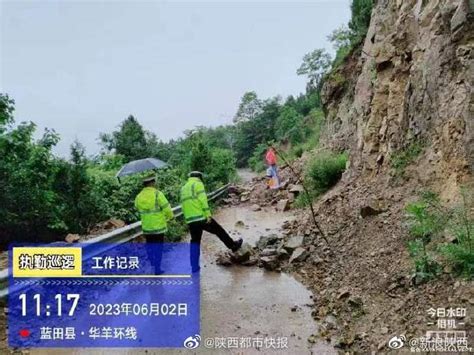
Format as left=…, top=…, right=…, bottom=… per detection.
left=265, top=145, right=280, bottom=188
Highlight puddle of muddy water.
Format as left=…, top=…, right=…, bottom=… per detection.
left=27, top=207, right=335, bottom=355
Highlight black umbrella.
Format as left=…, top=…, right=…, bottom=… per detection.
left=115, top=158, right=168, bottom=180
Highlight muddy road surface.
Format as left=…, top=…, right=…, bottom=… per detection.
left=9, top=170, right=334, bottom=354
left=26, top=206, right=333, bottom=355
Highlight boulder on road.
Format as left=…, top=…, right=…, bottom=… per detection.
left=260, top=256, right=280, bottom=271
left=65, top=234, right=80, bottom=243
left=260, top=248, right=278, bottom=257
left=250, top=204, right=262, bottom=211
left=256, top=234, right=280, bottom=250
left=276, top=199, right=290, bottom=212
left=289, top=184, right=304, bottom=194
left=276, top=246, right=289, bottom=260
left=215, top=252, right=233, bottom=266
left=240, top=195, right=250, bottom=202
left=284, top=236, right=304, bottom=251
left=231, top=242, right=253, bottom=263
left=289, top=247, right=308, bottom=264
left=104, top=218, right=126, bottom=229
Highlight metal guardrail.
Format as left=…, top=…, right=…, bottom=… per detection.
left=0, top=183, right=230, bottom=298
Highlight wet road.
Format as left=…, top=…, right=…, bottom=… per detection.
left=31, top=206, right=334, bottom=355
left=30, top=170, right=335, bottom=354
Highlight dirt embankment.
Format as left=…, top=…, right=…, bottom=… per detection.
left=227, top=161, right=473, bottom=353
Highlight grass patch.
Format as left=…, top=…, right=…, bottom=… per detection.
left=295, top=150, right=348, bottom=207
left=405, top=192, right=445, bottom=283
left=391, top=140, right=425, bottom=177
left=440, top=188, right=474, bottom=277
left=306, top=151, right=348, bottom=194
left=406, top=188, right=474, bottom=283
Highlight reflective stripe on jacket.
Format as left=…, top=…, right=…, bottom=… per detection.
left=180, top=177, right=211, bottom=224
left=135, top=187, right=173, bottom=234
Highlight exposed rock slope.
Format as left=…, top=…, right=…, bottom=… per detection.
left=322, top=0, right=472, bottom=193
left=268, top=0, right=473, bottom=352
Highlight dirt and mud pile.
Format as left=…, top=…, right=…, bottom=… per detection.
left=224, top=158, right=308, bottom=211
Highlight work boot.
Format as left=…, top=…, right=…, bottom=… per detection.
left=232, top=238, right=243, bottom=252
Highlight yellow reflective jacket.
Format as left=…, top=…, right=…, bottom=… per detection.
left=135, top=187, right=173, bottom=234
left=180, top=177, right=211, bottom=224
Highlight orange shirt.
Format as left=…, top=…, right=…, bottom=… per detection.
left=265, top=149, right=276, bottom=165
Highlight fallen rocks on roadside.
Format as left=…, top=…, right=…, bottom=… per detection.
left=231, top=242, right=253, bottom=263
left=104, top=218, right=126, bottom=229
left=215, top=252, right=233, bottom=266
left=260, top=248, right=278, bottom=257
left=289, top=247, right=308, bottom=264
left=250, top=204, right=262, bottom=211
left=65, top=233, right=80, bottom=243
left=260, top=255, right=280, bottom=271
left=284, top=235, right=304, bottom=251
left=241, top=257, right=259, bottom=266
left=360, top=199, right=388, bottom=218
left=276, top=246, right=290, bottom=260
left=235, top=220, right=246, bottom=228
left=337, top=287, right=351, bottom=300
left=256, top=234, right=281, bottom=250
left=288, top=184, right=304, bottom=194
left=215, top=242, right=255, bottom=266
left=276, top=199, right=290, bottom=212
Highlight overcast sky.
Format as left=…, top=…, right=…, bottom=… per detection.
left=1, top=0, right=350, bottom=157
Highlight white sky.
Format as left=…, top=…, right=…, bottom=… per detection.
left=0, top=0, right=350, bottom=157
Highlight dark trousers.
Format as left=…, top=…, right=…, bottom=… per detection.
left=189, top=218, right=235, bottom=271
left=144, top=233, right=164, bottom=273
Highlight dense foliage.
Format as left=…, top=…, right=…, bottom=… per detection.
left=327, top=0, right=373, bottom=68
left=0, top=0, right=372, bottom=246
left=0, top=93, right=236, bottom=247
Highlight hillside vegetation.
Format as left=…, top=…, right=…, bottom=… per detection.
left=0, top=1, right=375, bottom=247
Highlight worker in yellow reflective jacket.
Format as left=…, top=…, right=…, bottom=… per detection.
left=135, top=175, right=173, bottom=273
left=181, top=171, right=243, bottom=272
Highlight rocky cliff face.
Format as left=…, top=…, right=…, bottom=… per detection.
left=284, top=1, right=474, bottom=351
left=322, top=0, right=473, bottom=196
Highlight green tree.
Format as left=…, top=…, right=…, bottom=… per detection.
left=284, top=92, right=321, bottom=116
left=297, top=49, right=332, bottom=91
left=328, top=25, right=352, bottom=51
left=59, top=141, right=102, bottom=233
left=233, top=97, right=281, bottom=166
left=0, top=112, right=63, bottom=245
left=328, top=25, right=353, bottom=67
left=100, top=115, right=151, bottom=162
left=0, top=94, right=15, bottom=130
left=233, top=91, right=263, bottom=123
left=349, top=0, right=373, bottom=43
left=275, top=106, right=304, bottom=144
